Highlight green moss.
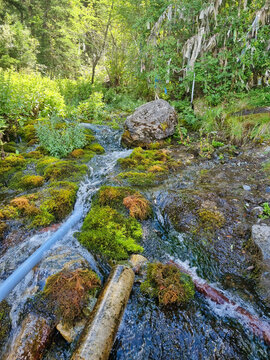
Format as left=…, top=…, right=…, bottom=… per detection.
left=198, top=208, right=225, bottom=230
left=41, top=268, right=101, bottom=325
left=0, top=205, right=19, bottom=220
left=86, top=143, right=105, bottom=154
left=24, top=150, right=43, bottom=159
left=20, top=175, right=45, bottom=189
left=140, top=263, right=195, bottom=306
left=118, top=171, right=156, bottom=187
left=70, top=149, right=85, bottom=158
left=3, top=143, right=16, bottom=153
left=41, top=184, right=78, bottom=221
left=44, top=161, right=87, bottom=181
left=23, top=124, right=37, bottom=142
left=0, top=300, right=11, bottom=352
left=93, top=186, right=151, bottom=220
left=118, top=147, right=177, bottom=171
left=78, top=205, right=143, bottom=260
left=36, top=156, right=59, bottom=173
left=0, top=221, right=7, bottom=240
left=30, top=209, right=55, bottom=228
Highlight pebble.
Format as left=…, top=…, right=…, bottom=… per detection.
left=243, top=185, right=251, bottom=191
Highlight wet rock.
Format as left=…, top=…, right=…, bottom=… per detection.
left=56, top=320, right=86, bottom=343
left=122, top=99, right=178, bottom=147
left=129, top=254, right=148, bottom=267
left=252, top=225, right=270, bottom=260
left=5, top=313, right=54, bottom=360
left=72, top=265, right=134, bottom=360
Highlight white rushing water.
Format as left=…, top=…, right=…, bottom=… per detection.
left=0, top=125, right=131, bottom=331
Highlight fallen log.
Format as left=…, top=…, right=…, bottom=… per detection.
left=169, top=260, right=270, bottom=346
left=72, top=265, right=135, bottom=360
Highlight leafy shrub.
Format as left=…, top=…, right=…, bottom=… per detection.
left=36, top=116, right=87, bottom=157
left=0, top=70, right=65, bottom=123
left=57, top=78, right=93, bottom=106
left=77, top=92, right=105, bottom=121
left=78, top=205, right=143, bottom=260
left=140, top=263, right=195, bottom=306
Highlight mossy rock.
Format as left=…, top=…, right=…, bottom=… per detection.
left=118, top=171, right=156, bottom=187
left=78, top=205, right=143, bottom=260
left=20, top=175, right=45, bottom=189
left=3, top=143, right=16, bottom=153
left=118, top=147, right=178, bottom=172
left=0, top=300, right=11, bottom=352
left=140, top=263, right=195, bottom=306
left=36, top=156, right=59, bottom=173
left=44, top=161, right=87, bottom=181
left=0, top=205, right=19, bottom=220
left=0, top=154, right=26, bottom=187
left=0, top=221, right=8, bottom=240
left=39, top=268, right=101, bottom=325
left=10, top=196, right=40, bottom=217
left=93, top=186, right=151, bottom=220
left=86, top=143, right=105, bottom=154
left=41, top=184, right=78, bottom=221
left=198, top=206, right=225, bottom=230
left=23, top=124, right=37, bottom=142
left=24, top=151, right=43, bottom=159
left=70, top=149, right=85, bottom=158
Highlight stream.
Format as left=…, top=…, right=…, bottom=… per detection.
left=1, top=125, right=270, bottom=359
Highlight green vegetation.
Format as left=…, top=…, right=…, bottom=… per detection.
left=198, top=208, right=225, bottom=230
left=117, top=147, right=181, bottom=187
left=94, top=185, right=152, bottom=220
left=36, top=116, right=87, bottom=158
left=41, top=268, right=101, bottom=325
left=0, top=301, right=11, bottom=352
left=140, top=263, right=195, bottom=306
left=260, top=202, right=270, bottom=219
left=78, top=205, right=143, bottom=260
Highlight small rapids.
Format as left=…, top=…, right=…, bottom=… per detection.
left=1, top=125, right=270, bottom=359
left=0, top=125, right=131, bottom=356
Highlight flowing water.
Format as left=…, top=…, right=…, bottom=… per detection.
left=1, top=125, right=270, bottom=359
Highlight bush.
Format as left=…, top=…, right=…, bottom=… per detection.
left=36, top=116, right=87, bottom=158
left=0, top=70, right=65, bottom=122
left=77, top=92, right=105, bottom=122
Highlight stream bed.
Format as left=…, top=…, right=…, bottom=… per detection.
left=1, top=125, right=270, bottom=359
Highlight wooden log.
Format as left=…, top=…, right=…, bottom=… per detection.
left=72, top=265, right=135, bottom=360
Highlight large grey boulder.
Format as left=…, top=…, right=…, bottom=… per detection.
left=122, top=99, right=178, bottom=147
left=252, top=224, right=270, bottom=305
left=252, top=224, right=270, bottom=260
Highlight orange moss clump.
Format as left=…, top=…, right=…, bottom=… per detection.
left=70, top=149, right=85, bottom=158
left=140, top=263, right=195, bottom=306
left=123, top=195, right=151, bottom=220
left=148, top=165, right=167, bottom=173
left=10, top=197, right=40, bottom=216
left=42, top=268, right=101, bottom=324
left=10, top=197, right=30, bottom=210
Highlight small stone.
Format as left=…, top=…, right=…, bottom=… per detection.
left=57, top=320, right=86, bottom=343
left=243, top=185, right=251, bottom=191
left=129, top=254, right=148, bottom=268
left=252, top=224, right=270, bottom=260
left=251, top=206, right=264, bottom=217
